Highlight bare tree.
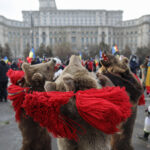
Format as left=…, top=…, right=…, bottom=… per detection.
left=45, top=45, right=53, bottom=57
left=87, top=45, right=99, bottom=58
left=3, top=43, right=12, bottom=59
left=0, top=44, right=3, bottom=58
left=53, top=42, right=73, bottom=61
left=23, top=43, right=31, bottom=59
left=36, top=43, right=46, bottom=57
left=136, top=46, right=150, bottom=64
left=121, top=45, right=132, bottom=58
left=99, top=42, right=110, bottom=53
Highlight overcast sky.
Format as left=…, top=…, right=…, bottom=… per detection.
left=0, top=0, right=150, bottom=21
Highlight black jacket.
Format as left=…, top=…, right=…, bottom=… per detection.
left=0, top=61, right=9, bottom=82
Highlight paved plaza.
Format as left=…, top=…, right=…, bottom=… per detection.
left=0, top=98, right=150, bottom=150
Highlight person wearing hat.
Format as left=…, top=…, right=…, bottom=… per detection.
left=138, top=105, right=150, bottom=141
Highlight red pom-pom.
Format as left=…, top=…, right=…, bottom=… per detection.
left=7, top=69, right=24, bottom=85
left=76, top=87, right=132, bottom=134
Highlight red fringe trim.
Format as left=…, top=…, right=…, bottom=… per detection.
left=7, top=69, right=132, bottom=140
left=76, top=87, right=132, bottom=134
left=21, top=87, right=132, bottom=140
left=7, top=69, right=24, bottom=85
left=7, top=85, right=29, bottom=121
left=23, top=91, right=82, bottom=140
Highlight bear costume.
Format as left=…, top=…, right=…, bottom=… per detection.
left=44, top=55, right=131, bottom=150
left=98, top=53, right=144, bottom=150
left=8, top=59, right=56, bottom=150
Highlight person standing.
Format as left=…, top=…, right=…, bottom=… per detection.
left=140, top=56, right=149, bottom=89
left=129, top=55, right=139, bottom=75
left=145, top=56, right=150, bottom=96
left=138, top=106, right=150, bottom=141
left=0, top=60, right=9, bottom=102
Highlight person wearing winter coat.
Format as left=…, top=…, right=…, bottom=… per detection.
left=0, top=60, right=9, bottom=102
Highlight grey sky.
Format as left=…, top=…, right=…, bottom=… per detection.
left=0, top=0, right=150, bottom=21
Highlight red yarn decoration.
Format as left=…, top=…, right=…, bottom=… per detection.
left=7, top=69, right=24, bottom=85
left=76, top=87, right=132, bottom=134
left=22, top=87, right=132, bottom=140
left=22, top=91, right=81, bottom=140
left=7, top=69, right=132, bottom=140
left=7, top=69, right=28, bottom=121
left=7, top=85, right=29, bottom=121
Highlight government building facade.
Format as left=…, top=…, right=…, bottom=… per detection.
left=0, top=0, right=150, bottom=57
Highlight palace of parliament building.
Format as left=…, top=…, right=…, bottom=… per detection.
left=0, top=0, right=150, bottom=57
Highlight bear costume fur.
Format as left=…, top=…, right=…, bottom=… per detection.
left=98, top=53, right=143, bottom=150
left=45, top=55, right=116, bottom=150
left=18, top=60, right=56, bottom=150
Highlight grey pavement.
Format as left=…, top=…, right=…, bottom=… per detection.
left=0, top=98, right=150, bottom=150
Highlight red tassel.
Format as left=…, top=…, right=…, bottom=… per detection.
left=7, top=85, right=29, bottom=121
left=22, top=87, right=132, bottom=140
left=22, top=91, right=82, bottom=140
left=7, top=70, right=132, bottom=140
left=7, top=69, right=24, bottom=85
left=76, top=87, right=132, bottom=134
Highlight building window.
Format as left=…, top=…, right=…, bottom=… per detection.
left=102, top=32, right=105, bottom=43
left=36, top=32, right=39, bottom=36
left=36, top=38, right=39, bottom=47
left=108, top=37, right=111, bottom=45
left=95, top=37, right=97, bottom=44
left=59, top=38, right=62, bottom=43
left=90, top=38, right=93, bottom=44
left=42, top=32, right=46, bottom=44
left=50, top=38, right=53, bottom=45
left=63, top=37, right=66, bottom=42
left=86, top=37, right=89, bottom=44
left=81, top=37, right=84, bottom=45
left=55, top=37, right=57, bottom=43
left=72, top=37, right=76, bottom=43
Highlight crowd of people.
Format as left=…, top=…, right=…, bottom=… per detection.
left=0, top=53, right=150, bottom=145
left=0, top=54, right=150, bottom=102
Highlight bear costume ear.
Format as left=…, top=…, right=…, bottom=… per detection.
left=44, top=81, right=56, bottom=92
left=63, top=74, right=75, bottom=91
left=22, top=63, right=30, bottom=72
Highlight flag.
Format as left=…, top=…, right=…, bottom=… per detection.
left=146, top=66, right=150, bottom=93
left=29, top=48, right=35, bottom=59
left=79, top=52, right=82, bottom=60
left=99, top=50, right=102, bottom=59
left=112, top=45, right=119, bottom=55
left=4, top=56, right=8, bottom=63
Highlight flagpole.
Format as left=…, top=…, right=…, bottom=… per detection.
left=30, top=12, right=34, bottom=49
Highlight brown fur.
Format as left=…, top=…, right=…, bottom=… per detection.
left=99, top=53, right=129, bottom=74
left=98, top=53, right=143, bottom=150
left=18, top=60, right=56, bottom=150
left=45, top=55, right=112, bottom=150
